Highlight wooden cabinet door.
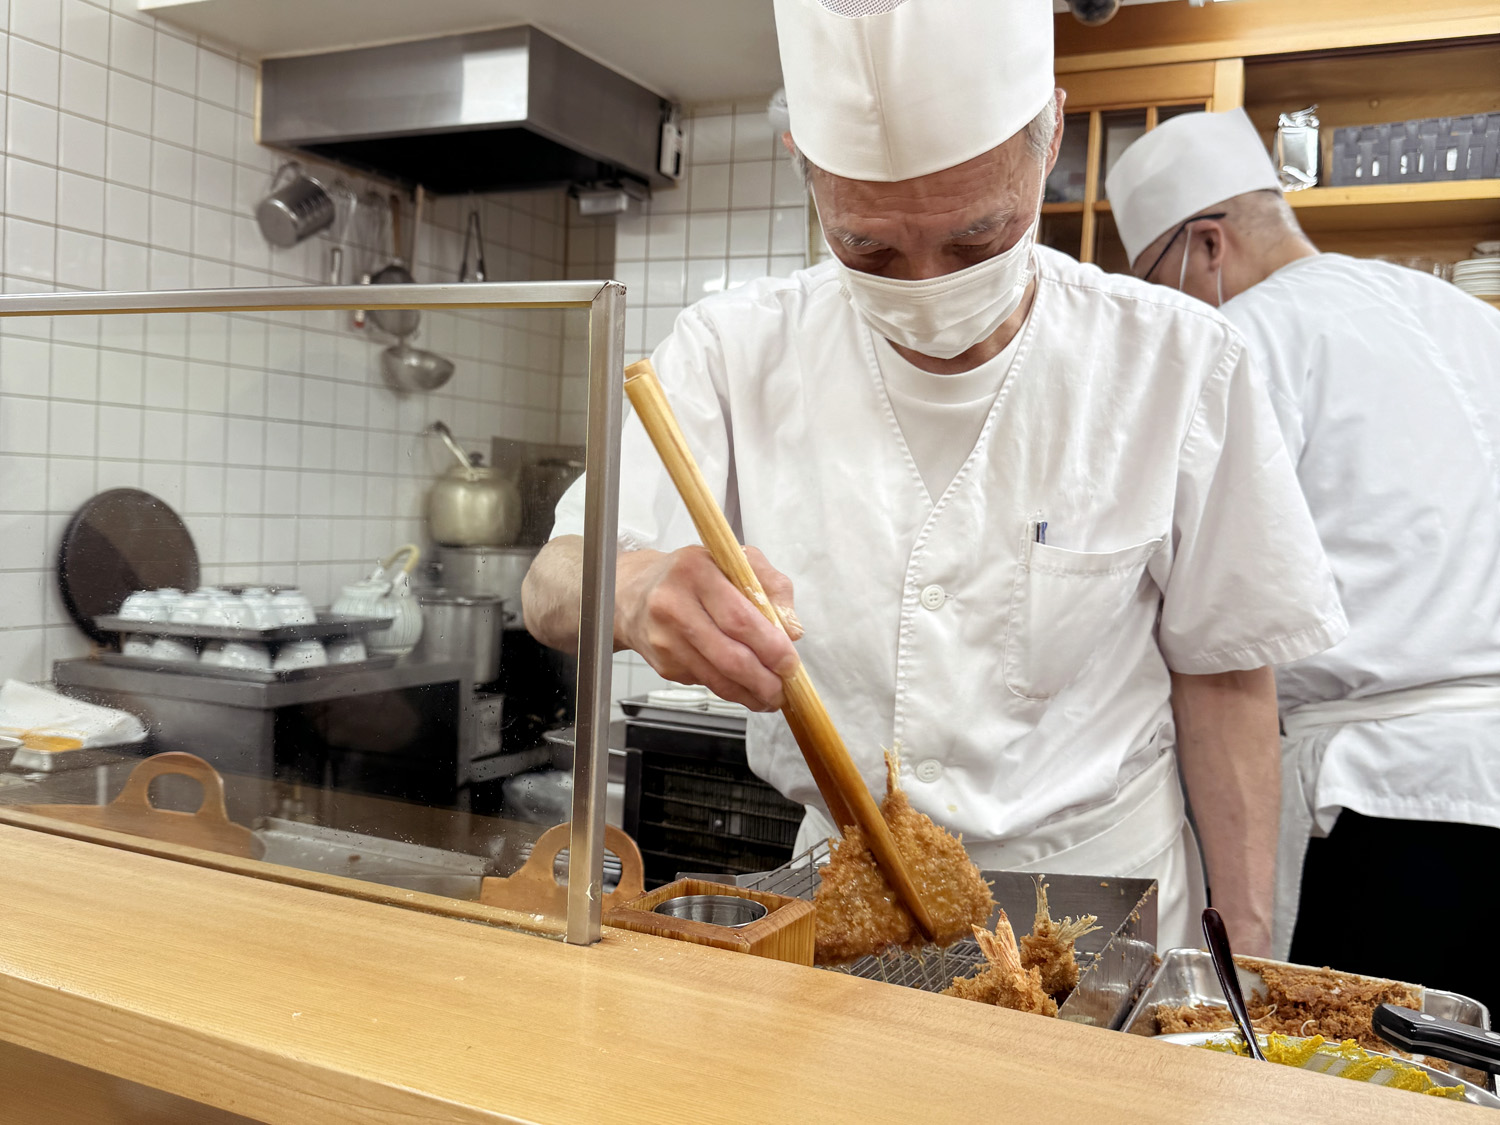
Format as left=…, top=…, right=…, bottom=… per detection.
left=1042, top=59, right=1244, bottom=266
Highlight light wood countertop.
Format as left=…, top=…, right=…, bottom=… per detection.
left=0, top=824, right=1473, bottom=1124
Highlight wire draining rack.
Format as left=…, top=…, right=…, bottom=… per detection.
left=736, top=842, right=1160, bottom=1028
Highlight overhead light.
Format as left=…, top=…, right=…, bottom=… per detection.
left=1066, top=0, right=1120, bottom=25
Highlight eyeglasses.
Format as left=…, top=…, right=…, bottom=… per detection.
left=1138, top=212, right=1228, bottom=283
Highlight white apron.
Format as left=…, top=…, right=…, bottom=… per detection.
left=794, top=747, right=1206, bottom=951
left=1273, top=675, right=1500, bottom=958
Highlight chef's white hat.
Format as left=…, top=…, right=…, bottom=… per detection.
left=1106, top=108, right=1282, bottom=265
left=773, top=0, right=1054, bottom=182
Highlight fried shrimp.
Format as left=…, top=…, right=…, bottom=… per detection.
left=941, top=911, right=1058, bottom=1016
left=813, top=751, right=994, bottom=965
left=1018, top=880, right=1101, bottom=997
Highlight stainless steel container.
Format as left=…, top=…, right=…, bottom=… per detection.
left=654, top=894, right=766, bottom=928
left=436, top=545, right=537, bottom=610
left=255, top=163, right=336, bottom=247
left=412, top=590, right=503, bottom=683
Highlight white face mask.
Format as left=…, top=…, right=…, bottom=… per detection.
left=832, top=169, right=1043, bottom=360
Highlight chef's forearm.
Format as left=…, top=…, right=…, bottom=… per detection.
left=521, top=535, right=588, bottom=652
left=1170, top=667, right=1280, bottom=956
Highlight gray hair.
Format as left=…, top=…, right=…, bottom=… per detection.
left=788, top=96, right=1059, bottom=185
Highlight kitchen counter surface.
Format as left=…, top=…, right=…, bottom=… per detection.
left=0, top=822, right=1474, bottom=1124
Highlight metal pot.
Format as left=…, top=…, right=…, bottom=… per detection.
left=427, top=462, right=521, bottom=547
left=411, top=590, right=503, bottom=684
left=435, top=545, right=538, bottom=608
left=425, top=422, right=522, bottom=547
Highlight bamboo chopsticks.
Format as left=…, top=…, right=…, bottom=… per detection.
left=622, top=358, right=936, bottom=941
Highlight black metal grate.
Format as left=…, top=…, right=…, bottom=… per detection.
left=636, top=753, right=800, bottom=887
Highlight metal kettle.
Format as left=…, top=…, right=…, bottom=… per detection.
left=425, top=422, right=521, bottom=547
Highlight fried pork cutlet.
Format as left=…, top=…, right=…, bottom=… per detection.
left=1155, top=1002, right=1236, bottom=1035
left=941, top=911, right=1058, bottom=1017
left=813, top=752, right=994, bottom=965
left=1153, top=958, right=1425, bottom=1052
left=1018, top=880, right=1101, bottom=997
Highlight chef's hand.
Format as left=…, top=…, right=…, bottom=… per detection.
left=614, top=546, right=802, bottom=712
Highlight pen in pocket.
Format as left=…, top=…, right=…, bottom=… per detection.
left=1035, top=520, right=1047, bottom=545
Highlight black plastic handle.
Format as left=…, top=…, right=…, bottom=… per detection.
left=1373, top=1003, right=1500, bottom=1073
left=1202, top=907, right=1266, bottom=1062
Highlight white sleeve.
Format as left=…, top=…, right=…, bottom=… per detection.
left=550, top=304, right=734, bottom=552
left=1150, top=337, right=1348, bottom=674
left=1222, top=296, right=1312, bottom=466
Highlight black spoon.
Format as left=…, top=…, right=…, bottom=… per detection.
left=1202, top=907, right=1266, bottom=1062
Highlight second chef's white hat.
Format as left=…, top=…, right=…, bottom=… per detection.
left=1106, top=108, right=1282, bottom=265
left=772, top=0, right=1054, bottom=182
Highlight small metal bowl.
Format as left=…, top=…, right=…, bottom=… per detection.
left=653, top=894, right=768, bottom=928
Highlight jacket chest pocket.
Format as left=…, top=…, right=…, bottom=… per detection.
left=1003, top=533, right=1165, bottom=701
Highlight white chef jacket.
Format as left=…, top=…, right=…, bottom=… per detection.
left=553, top=246, right=1346, bottom=846
left=1224, top=253, right=1500, bottom=832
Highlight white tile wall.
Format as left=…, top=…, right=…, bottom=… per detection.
left=0, top=0, right=603, bottom=682
left=610, top=98, right=815, bottom=703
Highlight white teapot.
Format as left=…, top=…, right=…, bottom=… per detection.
left=333, top=544, right=424, bottom=656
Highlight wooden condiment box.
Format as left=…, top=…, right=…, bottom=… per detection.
left=605, top=878, right=814, bottom=966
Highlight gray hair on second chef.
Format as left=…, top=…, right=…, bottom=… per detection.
left=782, top=95, right=1059, bottom=186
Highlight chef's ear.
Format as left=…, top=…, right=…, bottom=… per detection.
left=1045, top=89, right=1067, bottom=174
left=1197, top=221, right=1227, bottom=270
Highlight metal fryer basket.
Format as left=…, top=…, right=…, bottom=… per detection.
left=737, top=842, right=1159, bottom=1028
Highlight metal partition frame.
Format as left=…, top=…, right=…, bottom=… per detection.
left=0, top=280, right=624, bottom=946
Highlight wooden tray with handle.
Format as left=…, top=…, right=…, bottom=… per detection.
left=17, top=751, right=263, bottom=860
left=623, top=357, right=936, bottom=941
left=479, top=822, right=645, bottom=916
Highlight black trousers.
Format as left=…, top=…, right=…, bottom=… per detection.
left=1290, top=809, right=1500, bottom=1021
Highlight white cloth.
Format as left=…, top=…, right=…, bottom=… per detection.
left=794, top=744, right=1206, bottom=950
left=1224, top=256, right=1500, bottom=956
left=772, top=0, right=1054, bottom=182
left=1105, top=109, right=1282, bottom=265
left=0, top=680, right=146, bottom=748
left=872, top=330, right=1021, bottom=502
left=553, top=246, right=1346, bottom=862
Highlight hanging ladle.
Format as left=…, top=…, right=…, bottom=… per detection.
left=429, top=421, right=475, bottom=469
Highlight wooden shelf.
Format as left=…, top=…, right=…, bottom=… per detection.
left=1041, top=201, right=1086, bottom=215
left=1286, top=179, right=1500, bottom=232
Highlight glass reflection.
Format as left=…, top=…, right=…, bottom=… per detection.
left=0, top=291, right=608, bottom=938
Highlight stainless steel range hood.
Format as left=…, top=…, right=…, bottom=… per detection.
left=258, top=27, right=681, bottom=195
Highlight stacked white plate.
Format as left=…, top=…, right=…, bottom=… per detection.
left=1452, top=256, right=1500, bottom=297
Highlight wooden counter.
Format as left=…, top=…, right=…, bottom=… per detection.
left=0, top=825, right=1474, bottom=1124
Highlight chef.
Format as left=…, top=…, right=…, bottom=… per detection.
left=1107, top=109, right=1500, bottom=1003
left=525, top=0, right=1346, bottom=953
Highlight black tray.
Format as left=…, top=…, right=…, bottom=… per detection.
left=95, top=652, right=397, bottom=683
left=94, top=612, right=393, bottom=644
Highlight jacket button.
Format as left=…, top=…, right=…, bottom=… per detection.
left=915, top=758, right=943, bottom=783
left=919, top=584, right=945, bottom=610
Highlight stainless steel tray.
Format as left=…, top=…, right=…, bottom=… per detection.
left=254, top=817, right=491, bottom=899
left=1157, top=1030, right=1500, bottom=1108
left=1122, top=948, right=1491, bottom=1037
left=738, top=842, right=1158, bottom=1029
left=96, top=652, right=396, bottom=683
left=95, top=612, right=393, bottom=644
